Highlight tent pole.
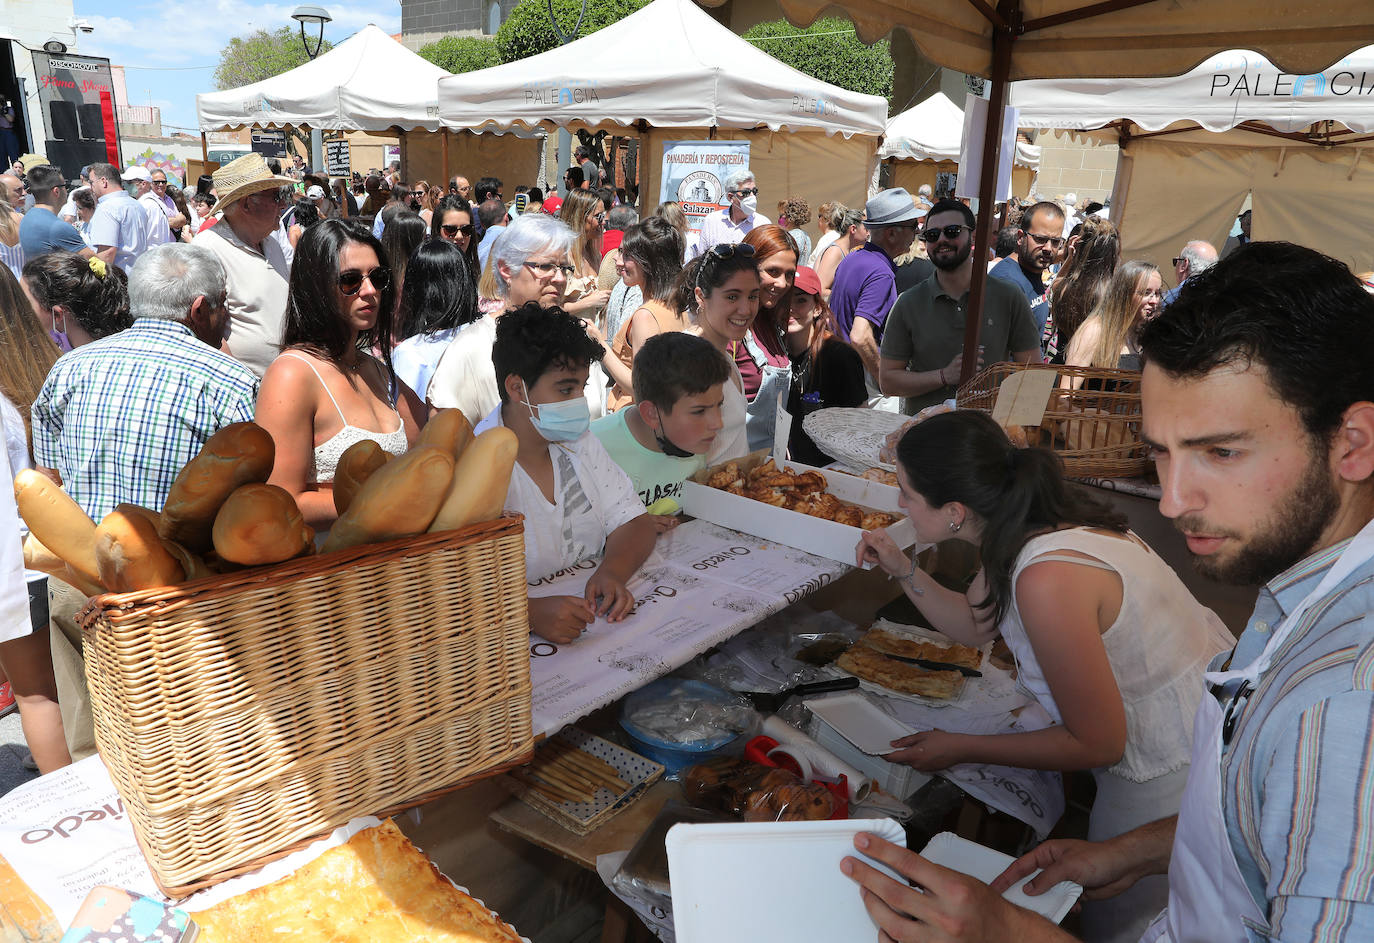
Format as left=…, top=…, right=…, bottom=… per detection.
left=961, top=15, right=1015, bottom=383
left=441, top=128, right=451, bottom=186
left=201, top=132, right=208, bottom=163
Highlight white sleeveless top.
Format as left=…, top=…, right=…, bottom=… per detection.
left=282, top=351, right=408, bottom=483
left=706, top=363, right=749, bottom=465
left=1001, top=528, right=1235, bottom=783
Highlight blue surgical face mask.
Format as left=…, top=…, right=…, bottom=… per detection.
left=522, top=380, right=590, bottom=442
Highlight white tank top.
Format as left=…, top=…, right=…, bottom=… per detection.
left=1001, top=527, right=1235, bottom=782
left=282, top=351, right=408, bottom=483
left=706, top=363, right=749, bottom=465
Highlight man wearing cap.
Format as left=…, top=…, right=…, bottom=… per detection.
left=88, top=162, right=148, bottom=272
left=688, top=168, right=769, bottom=260
left=193, top=153, right=292, bottom=377
left=828, top=187, right=921, bottom=406
left=123, top=165, right=173, bottom=248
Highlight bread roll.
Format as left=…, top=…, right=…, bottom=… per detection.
left=416, top=408, right=474, bottom=459
left=333, top=440, right=392, bottom=516
left=427, top=428, right=518, bottom=533
left=323, top=446, right=455, bottom=554
left=160, top=538, right=212, bottom=582
left=96, top=505, right=187, bottom=592
left=13, top=469, right=103, bottom=589
left=212, top=484, right=315, bottom=566
left=22, top=534, right=106, bottom=596
left=160, top=422, right=275, bottom=552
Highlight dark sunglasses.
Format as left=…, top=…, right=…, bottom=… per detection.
left=152, top=179, right=168, bottom=186
left=728, top=187, right=759, bottom=197
left=707, top=242, right=757, bottom=260
left=338, top=267, right=390, bottom=295
left=441, top=223, right=474, bottom=237
left=1025, top=231, right=1065, bottom=249
left=920, top=224, right=972, bottom=243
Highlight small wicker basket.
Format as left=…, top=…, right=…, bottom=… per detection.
left=78, top=515, right=534, bottom=896
left=956, top=362, right=1150, bottom=478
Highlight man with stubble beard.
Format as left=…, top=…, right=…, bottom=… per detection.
left=989, top=200, right=1065, bottom=340
left=877, top=198, right=1041, bottom=415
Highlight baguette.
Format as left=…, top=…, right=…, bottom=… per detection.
left=13, top=469, right=103, bottom=589
left=22, top=533, right=106, bottom=596
left=415, top=408, right=474, bottom=459
left=159, top=422, right=275, bottom=552
left=95, top=505, right=187, bottom=592
left=333, top=440, right=391, bottom=516
left=323, top=446, right=455, bottom=554
left=428, top=428, right=518, bottom=533
left=212, top=483, right=315, bottom=566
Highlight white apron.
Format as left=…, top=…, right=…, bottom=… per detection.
left=1141, top=519, right=1374, bottom=942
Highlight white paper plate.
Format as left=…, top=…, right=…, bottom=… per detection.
left=802, top=407, right=910, bottom=472
left=667, top=818, right=905, bottom=942
left=920, top=832, right=1082, bottom=925
left=807, top=692, right=918, bottom=755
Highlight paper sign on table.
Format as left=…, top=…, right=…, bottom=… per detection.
left=773, top=396, right=793, bottom=462
left=990, top=369, right=1057, bottom=428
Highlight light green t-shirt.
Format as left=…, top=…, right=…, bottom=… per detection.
left=590, top=409, right=705, bottom=509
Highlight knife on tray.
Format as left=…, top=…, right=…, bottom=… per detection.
left=878, top=652, right=983, bottom=678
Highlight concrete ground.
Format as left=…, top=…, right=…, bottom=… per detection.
left=0, top=709, right=38, bottom=797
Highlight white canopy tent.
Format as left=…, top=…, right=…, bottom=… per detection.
left=1011, top=47, right=1374, bottom=274
left=880, top=92, right=1038, bottom=200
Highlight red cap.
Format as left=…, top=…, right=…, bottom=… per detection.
left=542, top=194, right=563, bottom=214
left=793, top=266, right=822, bottom=296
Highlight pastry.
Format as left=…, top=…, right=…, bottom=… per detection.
left=859, top=627, right=982, bottom=670
left=836, top=645, right=966, bottom=699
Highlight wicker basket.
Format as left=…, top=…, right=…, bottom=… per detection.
left=78, top=515, right=534, bottom=896
left=955, top=363, right=1149, bottom=478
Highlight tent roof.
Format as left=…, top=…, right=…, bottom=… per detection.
left=697, top=0, right=1374, bottom=83
left=880, top=91, right=1038, bottom=167
left=1012, top=46, right=1374, bottom=134
left=436, top=0, right=888, bottom=137
left=196, top=25, right=450, bottom=132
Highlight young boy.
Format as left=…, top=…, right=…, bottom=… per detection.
left=477, top=302, right=657, bottom=644
left=591, top=333, right=731, bottom=529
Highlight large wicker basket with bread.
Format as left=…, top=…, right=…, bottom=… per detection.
left=955, top=362, right=1149, bottom=478
left=77, top=515, right=534, bottom=896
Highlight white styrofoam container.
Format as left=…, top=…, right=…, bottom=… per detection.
left=809, top=714, right=932, bottom=799
left=680, top=452, right=923, bottom=566
left=920, top=832, right=1083, bottom=924
left=666, top=818, right=906, bottom=943
left=807, top=691, right=917, bottom=755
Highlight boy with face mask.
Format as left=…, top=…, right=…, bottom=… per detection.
left=591, top=333, right=731, bottom=530
left=478, top=302, right=657, bottom=644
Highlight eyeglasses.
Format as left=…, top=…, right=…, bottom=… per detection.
left=1135, top=287, right=1165, bottom=300
left=410, top=190, right=424, bottom=198
left=593, top=212, right=606, bottom=224
left=1024, top=231, right=1065, bottom=249
left=441, top=223, right=474, bottom=237
left=338, top=267, right=391, bottom=295
left=523, top=261, right=576, bottom=277
left=1171, top=257, right=1186, bottom=267
left=920, top=224, right=971, bottom=243
left=728, top=187, right=759, bottom=198
left=706, top=242, right=757, bottom=260
left=152, top=179, right=167, bottom=186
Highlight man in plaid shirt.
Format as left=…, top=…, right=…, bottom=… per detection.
left=31, top=243, right=258, bottom=761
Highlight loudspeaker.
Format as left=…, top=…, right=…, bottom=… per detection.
left=77, top=103, right=103, bottom=140
left=48, top=100, right=78, bottom=141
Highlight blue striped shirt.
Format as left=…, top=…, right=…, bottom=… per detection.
left=31, top=318, right=259, bottom=522
left=1217, top=537, right=1374, bottom=939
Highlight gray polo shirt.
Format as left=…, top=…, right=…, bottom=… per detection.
left=880, top=272, right=1040, bottom=414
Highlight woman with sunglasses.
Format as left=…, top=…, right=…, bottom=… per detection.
left=255, top=219, right=426, bottom=528
left=431, top=194, right=479, bottom=278
left=558, top=188, right=611, bottom=320
left=736, top=225, right=797, bottom=452
left=1061, top=260, right=1163, bottom=390
left=601, top=217, right=686, bottom=412
left=679, top=242, right=760, bottom=463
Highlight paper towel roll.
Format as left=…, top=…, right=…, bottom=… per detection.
left=763, top=716, right=872, bottom=802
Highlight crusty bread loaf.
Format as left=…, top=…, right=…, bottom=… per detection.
left=160, top=538, right=212, bottom=582
left=160, top=422, right=275, bottom=552
left=428, top=427, right=518, bottom=533
left=212, top=484, right=314, bottom=566
left=22, top=533, right=106, bottom=596
left=333, top=440, right=392, bottom=516
left=415, top=408, right=474, bottom=459
left=95, top=505, right=187, bottom=592
left=13, top=469, right=103, bottom=589
left=323, top=446, right=455, bottom=554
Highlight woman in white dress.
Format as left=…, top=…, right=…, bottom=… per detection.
left=856, top=409, right=1234, bottom=943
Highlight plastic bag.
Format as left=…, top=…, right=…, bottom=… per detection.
left=681, top=757, right=836, bottom=822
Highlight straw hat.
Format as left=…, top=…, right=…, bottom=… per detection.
left=212, top=153, right=295, bottom=212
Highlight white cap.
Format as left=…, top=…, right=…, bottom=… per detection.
left=305, top=185, right=325, bottom=202
left=121, top=165, right=152, bottom=182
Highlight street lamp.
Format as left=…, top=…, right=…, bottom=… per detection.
left=290, top=5, right=332, bottom=173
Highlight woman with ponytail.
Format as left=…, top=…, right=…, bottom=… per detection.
left=855, top=409, right=1232, bottom=943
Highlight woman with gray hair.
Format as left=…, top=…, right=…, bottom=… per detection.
left=426, top=213, right=578, bottom=425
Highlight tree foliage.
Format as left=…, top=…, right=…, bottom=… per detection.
left=742, top=17, right=893, bottom=105
left=496, top=0, right=652, bottom=64
left=213, top=26, right=335, bottom=91
left=418, top=35, right=501, bottom=74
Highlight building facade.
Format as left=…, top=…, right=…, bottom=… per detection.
left=399, top=0, right=519, bottom=51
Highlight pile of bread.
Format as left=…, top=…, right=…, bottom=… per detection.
left=14, top=410, right=517, bottom=597
left=705, top=459, right=898, bottom=530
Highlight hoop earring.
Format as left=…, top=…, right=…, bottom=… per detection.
left=948, top=520, right=962, bottom=534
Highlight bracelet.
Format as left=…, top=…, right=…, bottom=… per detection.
left=938, top=368, right=947, bottom=386
left=897, top=555, right=924, bottom=595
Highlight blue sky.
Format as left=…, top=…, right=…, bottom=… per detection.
left=74, top=0, right=401, bottom=135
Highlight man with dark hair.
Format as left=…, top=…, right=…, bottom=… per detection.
left=475, top=197, right=510, bottom=271
left=878, top=198, right=1040, bottom=414
left=449, top=174, right=471, bottom=199
left=87, top=162, right=148, bottom=271
left=19, top=164, right=92, bottom=258
left=475, top=176, right=503, bottom=204
left=989, top=200, right=1065, bottom=339
left=477, top=302, right=656, bottom=645
left=991, top=225, right=1019, bottom=266
left=563, top=165, right=585, bottom=194
left=844, top=241, right=1374, bottom=942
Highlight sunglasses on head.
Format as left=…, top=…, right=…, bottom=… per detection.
left=337, top=267, right=390, bottom=295
left=728, top=187, right=759, bottom=197
left=706, top=242, right=757, bottom=260
left=441, top=223, right=474, bottom=237
left=920, top=224, right=971, bottom=243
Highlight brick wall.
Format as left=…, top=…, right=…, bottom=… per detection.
left=1030, top=129, right=1118, bottom=204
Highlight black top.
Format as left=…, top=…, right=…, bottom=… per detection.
left=895, top=256, right=936, bottom=296
left=787, top=337, right=869, bottom=466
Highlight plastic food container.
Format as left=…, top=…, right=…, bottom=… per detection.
left=619, top=679, right=749, bottom=774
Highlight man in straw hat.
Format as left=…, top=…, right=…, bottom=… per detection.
left=193, top=152, right=294, bottom=377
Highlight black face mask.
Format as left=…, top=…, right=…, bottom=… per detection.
left=655, top=419, right=695, bottom=458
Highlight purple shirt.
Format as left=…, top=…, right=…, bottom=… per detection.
left=829, top=242, right=897, bottom=343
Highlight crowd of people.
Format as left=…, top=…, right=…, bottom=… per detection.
left=2, top=146, right=1373, bottom=943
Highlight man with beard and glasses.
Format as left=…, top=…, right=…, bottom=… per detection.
left=989, top=200, right=1065, bottom=341
left=877, top=199, right=1040, bottom=415
left=841, top=241, right=1374, bottom=943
